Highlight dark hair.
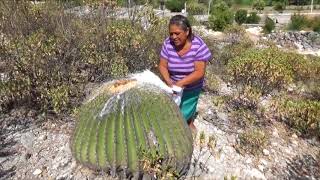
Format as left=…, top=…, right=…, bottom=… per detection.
left=169, top=15, right=193, bottom=40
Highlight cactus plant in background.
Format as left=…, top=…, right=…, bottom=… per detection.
left=70, top=79, right=193, bottom=179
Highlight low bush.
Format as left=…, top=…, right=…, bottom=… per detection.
left=276, top=98, right=320, bottom=138
left=235, top=9, right=248, bottom=25
left=288, top=14, right=309, bottom=31
left=246, top=12, right=261, bottom=24
left=311, top=16, right=320, bottom=32
left=231, top=107, right=258, bottom=127
left=263, top=16, right=275, bottom=34
left=238, top=128, right=268, bottom=155
left=218, top=25, right=254, bottom=65
left=230, top=85, right=262, bottom=110
left=0, top=1, right=166, bottom=113
left=205, top=67, right=221, bottom=93
left=227, top=48, right=294, bottom=94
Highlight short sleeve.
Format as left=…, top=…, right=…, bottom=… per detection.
left=160, top=41, right=169, bottom=60
left=194, top=41, right=212, bottom=62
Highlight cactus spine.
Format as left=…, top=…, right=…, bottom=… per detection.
left=71, top=81, right=193, bottom=178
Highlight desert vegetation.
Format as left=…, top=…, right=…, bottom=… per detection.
left=0, top=0, right=319, bottom=179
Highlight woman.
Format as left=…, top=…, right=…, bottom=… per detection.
left=158, top=15, right=212, bottom=131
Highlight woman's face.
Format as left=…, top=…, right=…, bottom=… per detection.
left=169, top=24, right=189, bottom=48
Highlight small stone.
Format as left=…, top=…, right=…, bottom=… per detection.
left=263, top=149, right=270, bottom=156
left=260, top=159, right=268, bottom=166
left=258, top=165, right=264, bottom=171
left=272, top=128, right=279, bottom=138
left=39, top=134, right=47, bottom=141
left=291, top=139, right=298, bottom=146
left=271, top=142, right=277, bottom=146
left=292, top=133, right=298, bottom=138
left=245, top=158, right=252, bottom=164
left=33, top=169, right=42, bottom=175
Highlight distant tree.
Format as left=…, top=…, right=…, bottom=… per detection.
left=208, top=1, right=234, bottom=31
left=263, top=16, right=275, bottom=33
left=252, top=0, right=265, bottom=12
left=165, top=0, right=186, bottom=12
left=273, top=0, right=288, bottom=13
left=235, top=9, right=248, bottom=25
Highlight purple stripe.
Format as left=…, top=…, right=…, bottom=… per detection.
left=197, top=44, right=207, bottom=53
left=168, top=59, right=194, bottom=64
left=160, top=51, right=168, bottom=59
left=196, top=48, right=210, bottom=57
left=168, top=62, right=193, bottom=67
left=171, top=76, right=183, bottom=81
left=195, top=50, right=210, bottom=60
left=169, top=64, right=194, bottom=69
left=169, top=71, right=192, bottom=75
left=169, top=67, right=194, bottom=72
left=197, top=53, right=211, bottom=61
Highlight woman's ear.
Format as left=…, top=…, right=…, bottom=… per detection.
left=186, top=28, right=190, bottom=36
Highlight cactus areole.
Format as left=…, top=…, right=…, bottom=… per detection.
left=71, top=79, right=193, bottom=178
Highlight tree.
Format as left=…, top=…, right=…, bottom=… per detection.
left=252, top=0, right=265, bottom=13
left=208, top=1, right=234, bottom=31
left=235, top=9, right=248, bottom=25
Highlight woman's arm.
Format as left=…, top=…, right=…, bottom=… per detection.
left=175, top=61, right=206, bottom=88
left=158, top=58, right=173, bottom=87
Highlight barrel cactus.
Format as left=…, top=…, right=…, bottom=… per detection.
left=71, top=78, right=193, bottom=179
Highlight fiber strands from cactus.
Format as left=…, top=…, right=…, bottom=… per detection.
left=70, top=80, right=193, bottom=179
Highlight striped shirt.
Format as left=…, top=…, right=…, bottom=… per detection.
left=160, top=35, right=212, bottom=91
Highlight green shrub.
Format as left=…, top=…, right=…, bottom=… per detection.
left=246, top=12, right=261, bottom=24
left=311, top=16, right=320, bottom=32
left=219, top=26, right=254, bottom=64
left=231, top=107, right=258, bottom=127
left=231, top=85, right=262, bottom=110
left=276, top=98, right=320, bottom=137
left=208, top=1, right=234, bottom=31
left=252, top=0, right=265, bottom=12
left=238, top=128, right=268, bottom=155
left=288, top=13, right=309, bottom=31
left=263, top=16, right=275, bottom=34
left=187, top=1, right=207, bottom=15
left=205, top=67, right=221, bottom=93
left=227, top=48, right=294, bottom=94
left=273, top=1, right=286, bottom=13
left=165, top=0, right=185, bottom=12
left=0, top=1, right=167, bottom=113
left=235, top=9, right=248, bottom=25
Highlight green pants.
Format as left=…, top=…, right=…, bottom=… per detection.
left=179, top=89, right=201, bottom=123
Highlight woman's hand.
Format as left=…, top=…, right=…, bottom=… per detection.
left=159, top=58, right=173, bottom=87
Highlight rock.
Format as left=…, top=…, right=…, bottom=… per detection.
left=272, top=128, right=279, bottom=138
left=245, top=168, right=266, bottom=180
left=263, top=149, right=270, bottom=156
left=33, top=169, right=42, bottom=175
left=290, top=139, right=298, bottom=146
left=20, top=132, right=35, bottom=151
left=258, top=165, right=264, bottom=171
left=38, top=134, right=47, bottom=141
left=291, top=133, right=298, bottom=138
left=245, top=158, right=252, bottom=164
left=260, top=159, right=268, bottom=166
